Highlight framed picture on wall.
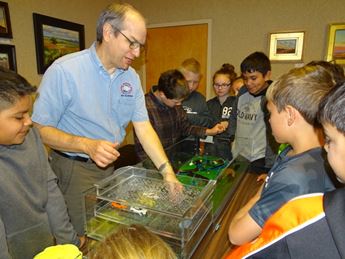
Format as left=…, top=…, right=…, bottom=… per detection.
left=0, top=44, right=17, bottom=72
left=33, top=13, right=85, bottom=74
left=326, top=23, right=345, bottom=65
left=268, top=31, right=304, bottom=62
left=0, top=1, right=12, bottom=38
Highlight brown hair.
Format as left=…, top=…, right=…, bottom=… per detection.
left=0, top=67, right=36, bottom=111
left=318, top=81, right=345, bottom=135
left=266, top=65, right=334, bottom=125
left=307, top=60, right=345, bottom=85
left=157, top=69, right=189, bottom=100
left=89, top=224, right=177, bottom=259
left=212, top=63, right=237, bottom=83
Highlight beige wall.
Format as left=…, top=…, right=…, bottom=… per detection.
left=128, top=0, right=345, bottom=92
left=3, top=0, right=344, bottom=91
left=0, top=0, right=113, bottom=86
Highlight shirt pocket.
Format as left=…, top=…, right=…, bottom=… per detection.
left=114, top=98, right=136, bottom=127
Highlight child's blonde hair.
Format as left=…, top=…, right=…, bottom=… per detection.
left=89, top=224, right=177, bottom=259
left=266, top=65, right=334, bottom=125
left=180, top=58, right=201, bottom=74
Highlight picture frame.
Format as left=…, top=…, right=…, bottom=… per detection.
left=33, top=13, right=85, bottom=74
left=326, top=23, right=345, bottom=65
left=268, top=31, right=304, bottom=62
left=0, top=44, right=16, bottom=72
left=0, top=1, right=12, bottom=38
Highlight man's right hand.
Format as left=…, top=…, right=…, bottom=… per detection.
left=83, top=139, right=120, bottom=167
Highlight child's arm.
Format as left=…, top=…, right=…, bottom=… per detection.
left=0, top=215, right=10, bottom=258
left=45, top=167, right=81, bottom=246
left=228, top=184, right=264, bottom=245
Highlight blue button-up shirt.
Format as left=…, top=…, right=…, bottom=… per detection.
left=32, top=43, right=148, bottom=157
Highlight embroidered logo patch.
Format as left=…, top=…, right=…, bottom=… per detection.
left=120, top=82, right=133, bottom=97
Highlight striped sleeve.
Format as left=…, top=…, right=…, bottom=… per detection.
left=227, top=193, right=324, bottom=259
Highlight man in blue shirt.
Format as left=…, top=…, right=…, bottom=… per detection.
left=32, top=3, right=178, bottom=236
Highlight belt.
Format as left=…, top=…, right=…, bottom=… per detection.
left=54, top=150, right=93, bottom=163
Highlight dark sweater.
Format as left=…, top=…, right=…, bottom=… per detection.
left=207, top=95, right=237, bottom=141
left=182, top=91, right=213, bottom=127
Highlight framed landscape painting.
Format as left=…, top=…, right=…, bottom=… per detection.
left=0, top=1, right=12, bottom=38
left=33, top=13, right=85, bottom=74
left=326, top=23, right=345, bottom=65
left=0, top=44, right=16, bottom=71
left=269, top=31, right=304, bottom=62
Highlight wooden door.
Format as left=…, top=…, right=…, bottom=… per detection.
left=144, top=23, right=209, bottom=95
left=127, top=22, right=209, bottom=145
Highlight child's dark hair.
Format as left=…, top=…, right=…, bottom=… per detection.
left=157, top=69, right=189, bottom=100
left=307, top=60, right=345, bottom=85
left=212, top=63, right=237, bottom=83
left=318, top=81, right=345, bottom=134
left=240, top=51, right=271, bottom=75
left=0, top=67, right=36, bottom=110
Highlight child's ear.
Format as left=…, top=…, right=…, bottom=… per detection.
left=264, top=70, right=272, bottom=81
left=158, top=91, right=165, bottom=98
left=285, top=105, right=296, bottom=126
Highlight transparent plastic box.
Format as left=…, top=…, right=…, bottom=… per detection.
left=85, top=166, right=216, bottom=258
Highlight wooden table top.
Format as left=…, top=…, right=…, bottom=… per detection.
left=191, top=172, right=261, bottom=259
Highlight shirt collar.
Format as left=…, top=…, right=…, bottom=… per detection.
left=90, top=42, right=125, bottom=77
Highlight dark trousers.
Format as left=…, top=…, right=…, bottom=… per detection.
left=50, top=151, right=114, bottom=235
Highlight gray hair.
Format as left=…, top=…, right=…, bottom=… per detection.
left=96, top=3, right=144, bottom=43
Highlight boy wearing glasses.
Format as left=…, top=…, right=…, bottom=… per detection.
left=232, top=51, right=279, bottom=173
left=206, top=63, right=238, bottom=160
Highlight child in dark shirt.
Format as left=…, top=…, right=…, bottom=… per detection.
left=227, top=76, right=345, bottom=259
left=134, top=69, right=225, bottom=161
left=206, top=63, right=237, bottom=160
left=180, top=58, right=213, bottom=127
left=228, top=65, right=335, bottom=246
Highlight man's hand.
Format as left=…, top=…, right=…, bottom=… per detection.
left=160, top=163, right=183, bottom=195
left=83, top=139, right=120, bottom=167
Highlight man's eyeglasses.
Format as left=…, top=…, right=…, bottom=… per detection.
left=213, top=82, right=231, bottom=89
left=114, top=28, right=145, bottom=52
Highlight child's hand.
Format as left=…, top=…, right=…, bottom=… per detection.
left=79, top=235, right=86, bottom=248
left=257, top=173, right=267, bottom=182
left=220, top=121, right=229, bottom=129
left=206, top=123, right=226, bottom=135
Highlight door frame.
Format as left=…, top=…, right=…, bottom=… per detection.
left=145, top=19, right=213, bottom=99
